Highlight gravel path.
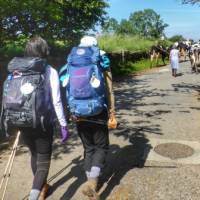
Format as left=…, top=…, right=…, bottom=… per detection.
left=1, top=61, right=200, bottom=200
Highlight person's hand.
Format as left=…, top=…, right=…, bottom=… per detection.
left=108, top=112, right=118, bottom=129
left=60, top=126, right=69, bottom=143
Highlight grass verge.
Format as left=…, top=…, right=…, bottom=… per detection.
left=112, top=58, right=169, bottom=76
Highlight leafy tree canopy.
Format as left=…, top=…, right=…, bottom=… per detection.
left=102, top=17, right=119, bottom=34
left=168, top=35, right=186, bottom=42
left=101, top=9, right=168, bottom=39
left=0, top=0, right=108, bottom=46
left=129, top=9, right=168, bottom=38
left=116, top=19, right=136, bottom=35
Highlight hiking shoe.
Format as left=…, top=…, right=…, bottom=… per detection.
left=108, top=113, right=117, bottom=129
left=38, top=184, right=50, bottom=200
left=81, top=178, right=99, bottom=200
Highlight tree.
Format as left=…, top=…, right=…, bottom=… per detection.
left=0, top=0, right=108, bottom=46
left=102, top=17, right=119, bottom=34
left=129, top=9, right=168, bottom=38
left=168, top=35, right=185, bottom=42
left=116, top=19, right=135, bottom=35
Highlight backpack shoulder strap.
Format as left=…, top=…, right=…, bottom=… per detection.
left=59, top=64, right=69, bottom=86
left=59, top=64, right=68, bottom=75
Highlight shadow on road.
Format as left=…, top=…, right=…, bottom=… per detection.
left=46, top=155, right=86, bottom=200
left=46, top=124, right=162, bottom=199
left=172, top=82, right=200, bottom=93
left=96, top=119, right=164, bottom=200
left=94, top=74, right=167, bottom=199
left=99, top=135, right=151, bottom=200
left=46, top=132, right=153, bottom=200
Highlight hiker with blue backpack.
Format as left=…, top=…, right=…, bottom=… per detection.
left=0, top=36, right=69, bottom=200
left=60, top=35, right=117, bottom=200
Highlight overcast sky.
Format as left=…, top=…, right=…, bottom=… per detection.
left=107, top=0, right=200, bottom=41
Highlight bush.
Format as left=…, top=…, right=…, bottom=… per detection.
left=0, top=36, right=27, bottom=59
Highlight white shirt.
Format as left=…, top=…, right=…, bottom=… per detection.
left=170, top=49, right=179, bottom=61
left=47, top=67, right=67, bottom=127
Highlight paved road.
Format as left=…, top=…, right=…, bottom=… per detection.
left=1, top=61, right=200, bottom=200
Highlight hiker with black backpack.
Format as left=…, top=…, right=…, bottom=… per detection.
left=0, top=36, right=68, bottom=200
left=59, top=35, right=117, bottom=200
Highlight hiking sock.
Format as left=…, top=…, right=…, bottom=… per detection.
left=29, top=189, right=40, bottom=200
left=33, top=153, right=51, bottom=190
left=90, top=166, right=101, bottom=179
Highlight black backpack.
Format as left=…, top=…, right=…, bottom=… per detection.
left=0, top=57, right=54, bottom=132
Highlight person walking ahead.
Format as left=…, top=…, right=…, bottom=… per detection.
left=1, top=36, right=69, bottom=200
left=59, top=35, right=117, bottom=200
left=170, top=44, right=180, bottom=77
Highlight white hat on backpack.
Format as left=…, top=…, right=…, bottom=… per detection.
left=80, top=36, right=97, bottom=47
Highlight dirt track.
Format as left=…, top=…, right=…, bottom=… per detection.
left=1, top=61, right=200, bottom=200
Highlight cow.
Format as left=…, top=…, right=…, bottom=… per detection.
left=189, top=43, right=200, bottom=73
left=150, top=45, right=169, bottom=67
left=177, top=41, right=191, bottom=61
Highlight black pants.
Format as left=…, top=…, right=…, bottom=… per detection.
left=20, top=125, right=53, bottom=190
left=76, top=110, right=109, bottom=172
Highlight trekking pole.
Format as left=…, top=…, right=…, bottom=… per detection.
left=71, top=117, right=107, bottom=125
left=0, top=130, right=20, bottom=200
left=0, top=131, right=20, bottom=190
left=78, top=118, right=107, bottom=125
left=1, top=130, right=20, bottom=200
left=97, top=172, right=116, bottom=196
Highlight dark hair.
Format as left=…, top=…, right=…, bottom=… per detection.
left=24, top=36, right=49, bottom=58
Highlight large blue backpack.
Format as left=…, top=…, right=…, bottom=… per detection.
left=60, top=46, right=106, bottom=117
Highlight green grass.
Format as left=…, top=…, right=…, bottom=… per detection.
left=133, top=58, right=169, bottom=71
left=97, top=34, right=171, bottom=76
left=98, top=35, right=156, bottom=53
left=98, top=34, right=173, bottom=53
